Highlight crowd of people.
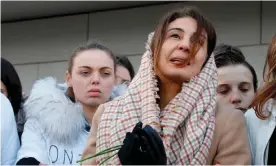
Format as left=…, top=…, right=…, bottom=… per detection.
left=1, top=6, right=276, bottom=165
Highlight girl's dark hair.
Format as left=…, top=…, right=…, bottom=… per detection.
left=214, top=44, right=258, bottom=92
left=116, top=56, right=135, bottom=80
left=1, top=58, right=23, bottom=115
left=68, top=41, right=116, bottom=74
left=151, top=6, right=217, bottom=75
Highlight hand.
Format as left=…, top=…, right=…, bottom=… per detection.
left=118, top=122, right=167, bottom=165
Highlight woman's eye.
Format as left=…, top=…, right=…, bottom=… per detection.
left=240, top=88, right=249, bottom=93
left=218, top=90, right=229, bottom=95
left=102, top=72, right=110, bottom=77
left=170, top=34, right=180, bottom=39
left=80, top=71, right=90, bottom=76
left=217, top=87, right=230, bottom=95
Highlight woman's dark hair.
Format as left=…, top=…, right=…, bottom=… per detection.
left=116, top=56, right=135, bottom=80
left=151, top=6, right=217, bottom=75
left=213, top=44, right=258, bottom=92
left=1, top=58, right=23, bottom=115
left=68, top=41, right=116, bottom=74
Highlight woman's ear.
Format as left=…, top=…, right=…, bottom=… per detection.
left=65, top=71, right=72, bottom=87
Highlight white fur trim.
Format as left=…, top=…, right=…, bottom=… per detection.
left=24, top=77, right=85, bottom=145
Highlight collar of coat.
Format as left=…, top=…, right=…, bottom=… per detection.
left=23, top=77, right=87, bottom=145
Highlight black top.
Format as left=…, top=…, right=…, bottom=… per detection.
left=268, top=125, right=276, bottom=165
left=17, top=157, right=40, bottom=165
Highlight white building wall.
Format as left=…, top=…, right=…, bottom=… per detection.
left=1, top=2, right=275, bottom=93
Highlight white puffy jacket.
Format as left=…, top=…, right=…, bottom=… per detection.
left=16, top=77, right=89, bottom=165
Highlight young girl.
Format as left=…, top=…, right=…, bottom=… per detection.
left=16, top=42, right=116, bottom=165
left=245, top=34, right=276, bottom=165
left=82, top=7, right=251, bottom=165
left=214, top=44, right=258, bottom=113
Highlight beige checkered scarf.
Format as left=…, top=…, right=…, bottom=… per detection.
left=96, top=32, right=218, bottom=165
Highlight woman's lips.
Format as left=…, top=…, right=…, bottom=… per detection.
left=88, top=89, right=101, bottom=97
left=170, top=58, right=190, bottom=67
left=236, top=107, right=247, bottom=113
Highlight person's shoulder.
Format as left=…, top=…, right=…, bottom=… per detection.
left=215, top=103, right=244, bottom=122
left=22, top=77, right=85, bottom=145
left=214, top=103, right=246, bottom=136
left=95, top=104, right=105, bottom=119
left=1, top=93, right=19, bottom=141
left=94, top=101, right=114, bottom=120
left=1, top=95, right=20, bottom=165
left=25, top=77, right=67, bottom=103
left=245, top=108, right=258, bottom=121
left=1, top=93, right=14, bottom=121
left=245, top=99, right=276, bottom=124
left=1, top=93, right=12, bottom=111
left=244, top=108, right=266, bottom=131
left=23, top=77, right=76, bottom=118
left=93, top=99, right=121, bottom=125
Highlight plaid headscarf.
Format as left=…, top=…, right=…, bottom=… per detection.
left=96, top=32, right=218, bottom=165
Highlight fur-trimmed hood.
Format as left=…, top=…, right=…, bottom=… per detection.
left=23, top=77, right=86, bottom=145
